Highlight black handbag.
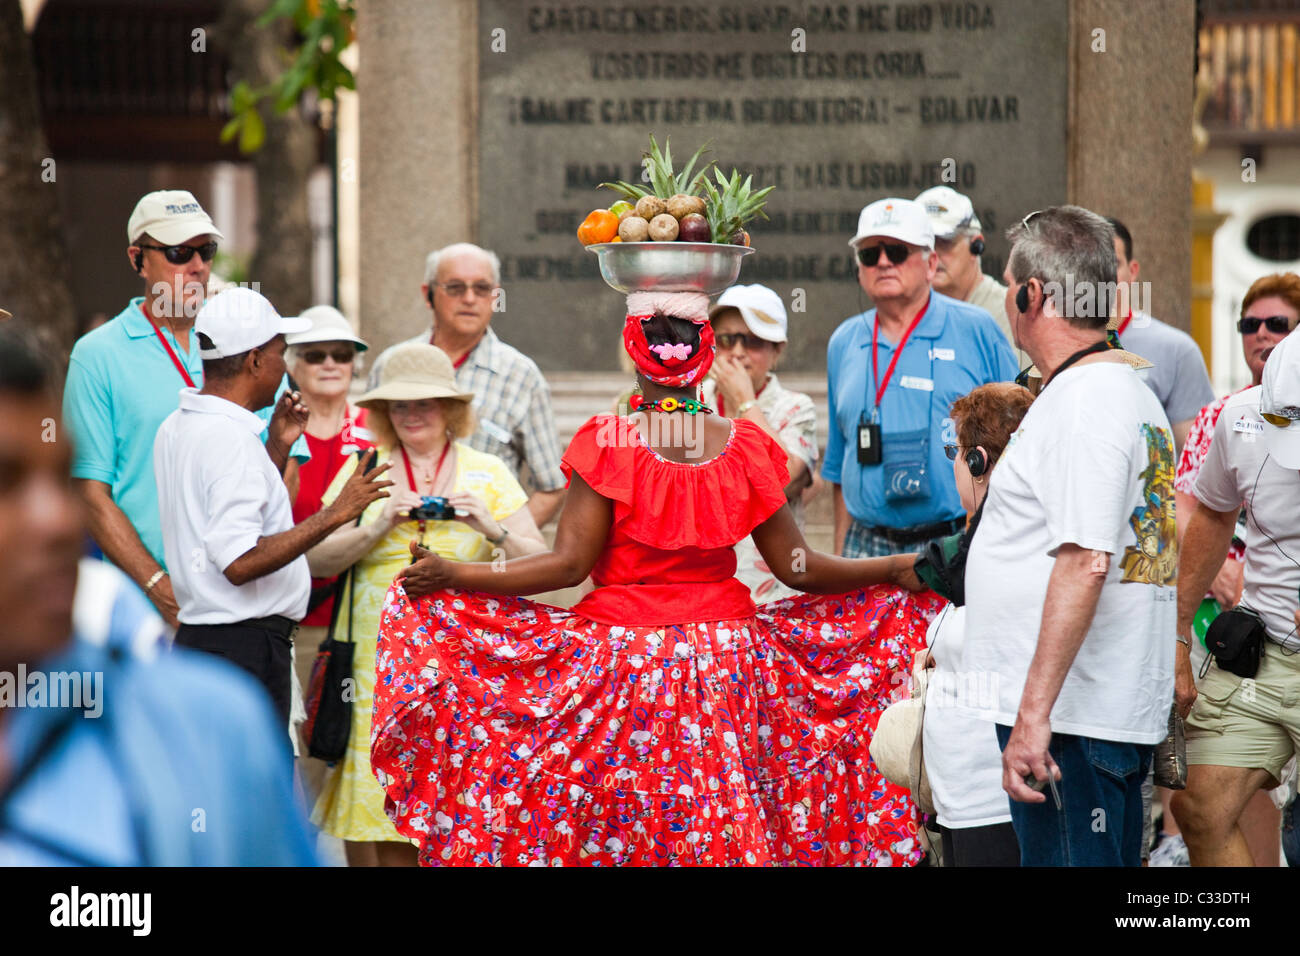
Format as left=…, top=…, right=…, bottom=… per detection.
left=1203, top=606, right=1267, bottom=679
left=303, top=449, right=372, bottom=761
left=304, top=565, right=356, bottom=761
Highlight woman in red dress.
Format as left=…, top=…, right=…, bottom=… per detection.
left=371, top=292, right=944, bottom=866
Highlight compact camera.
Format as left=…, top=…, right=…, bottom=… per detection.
left=409, top=496, right=458, bottom=521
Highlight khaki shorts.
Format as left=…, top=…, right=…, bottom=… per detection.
left=1185, top=640, right=1300, bottom=784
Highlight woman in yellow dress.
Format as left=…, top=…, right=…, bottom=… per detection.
left=306, top=343, right=547, bottom=865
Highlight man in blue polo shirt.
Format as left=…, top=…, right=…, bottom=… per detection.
left=63, top=191, right=308, bottom=629
left=824, top=197, right=1018, bottom=557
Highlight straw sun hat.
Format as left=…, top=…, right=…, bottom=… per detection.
left=356, top=343, right=475, bottom=407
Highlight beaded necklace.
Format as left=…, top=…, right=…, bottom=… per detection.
left=628, top=394, right=713, bottom=415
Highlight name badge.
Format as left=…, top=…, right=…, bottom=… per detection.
left=1233, top=418, right=1265, bottom=438
left=900, top=375, right=934, bottom=392
left=929, top=348, right=955, bottom=361
left=479, top=419, right=511, bottom=444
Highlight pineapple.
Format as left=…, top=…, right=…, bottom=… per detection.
left=600, top=135, right=711, bottom=203
left=704, top=168, right=775, bottom=245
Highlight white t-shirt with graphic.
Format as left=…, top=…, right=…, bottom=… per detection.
left=961, top=360, right=1177, bottom=746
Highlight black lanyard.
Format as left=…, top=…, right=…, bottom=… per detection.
left=1041, top=340, right=1111, bottom=390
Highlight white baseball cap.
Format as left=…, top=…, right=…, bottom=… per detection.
left=849, top=198, right=934, bottom=250
left=709, top=284, right=788, bottom=343
left=1259, top=330, right=1300, bottom=468
left=195, top=288, right=311, bottom=359
left=915, top=186, right=983, bottom=240
left=285, top=305, right=369, bottom=351
left=127, top=190, right=225, bottom=245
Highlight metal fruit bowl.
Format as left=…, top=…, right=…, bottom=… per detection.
left=586, top=241, right=754, bottom=295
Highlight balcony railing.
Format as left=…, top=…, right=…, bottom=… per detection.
left=1199, top=3, right=1300, bottom=142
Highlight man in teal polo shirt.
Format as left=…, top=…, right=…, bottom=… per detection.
left=824, top=197, right=1018, bottom=557
left=63, top=190, right=308, bottom=629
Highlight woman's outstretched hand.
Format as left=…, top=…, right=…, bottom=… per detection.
left=396, top=541, right=456, bottom=598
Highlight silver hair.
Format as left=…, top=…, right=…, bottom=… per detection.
left=1005, top=205, right=1116, bottom=329
left=423, top=242, right=501, bottom=285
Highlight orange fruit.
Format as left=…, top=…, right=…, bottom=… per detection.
left=578, top=209, right=619, bottom=245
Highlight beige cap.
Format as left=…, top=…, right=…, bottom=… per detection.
left=127, top=190, right=224, bottom=245
left=356, top=343, right=475, bottom=406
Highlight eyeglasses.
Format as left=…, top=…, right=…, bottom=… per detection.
left=433, top=281, right=496, bottom=299
left=943, top=444, right=961, bottom=460
left=1237, top=316, right=1294, bottom=335
left=137, top=241, right=218, bottom=265
left=715, top=332, right=769, bottom=350
left=857, top=242, right=913, bottom=267
left=300, top=347, right=355, bottom=365
left=1020, top=210, right=1044, bottom=232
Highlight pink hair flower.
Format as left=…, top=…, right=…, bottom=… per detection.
left=649, top=342, right=693, bottom=364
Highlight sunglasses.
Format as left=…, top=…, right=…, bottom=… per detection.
left=300, top=347, right=355, bottom=365
left=137, top=241, right=218, bottom=265
left=857, top=242, right=913, bottom=267
left=715, top=332, right=769, bottom=350
left=434, top=281, right=496, bottom=299
left=1237, top=316, right=1294, bottom=335
left=1261, top=412, right=1295, bottom=429
left=943, top=444, right=961, bottom=460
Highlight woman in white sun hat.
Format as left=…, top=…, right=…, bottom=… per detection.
left=283, top=306, right=376, bottom=816
left=703, top=283, right=820, bottom=602
left=305, top=342, right=546, bottom=866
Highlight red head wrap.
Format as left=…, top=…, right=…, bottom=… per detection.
left=622, top=291, right=715, bottom=388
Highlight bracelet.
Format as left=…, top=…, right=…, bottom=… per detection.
left=735, top=399, right=759, bottom=415
left=144, top=570, right=166, bottom=594
left=487, top=528, right=509, bottom=547
left=1174, top=635, right=1190, bottom=648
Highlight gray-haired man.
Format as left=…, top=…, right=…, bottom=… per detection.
left=959, top=205, right=1177, bottom=866
left=916, top=186, right=1015, bottom=349
left=368, top=242, right=565, bottom=526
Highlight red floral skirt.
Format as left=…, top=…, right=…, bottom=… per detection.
left=371, top=583, right=944, bottom=866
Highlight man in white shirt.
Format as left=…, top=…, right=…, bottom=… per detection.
left=1172, top=331, right=1300, bottom=866
left=961, top=206, right=1177, bottom=866
left=154, top=289, right=391, bottom=725
left=915, top=186, right=1016, bottom=349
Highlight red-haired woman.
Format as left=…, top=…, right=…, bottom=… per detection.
left=372, top=292, right=944, bottom=866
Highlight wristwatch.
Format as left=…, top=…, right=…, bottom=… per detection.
left=487, top=528, right=509, bottom=546
left=736, top=399, right=758, bottom=415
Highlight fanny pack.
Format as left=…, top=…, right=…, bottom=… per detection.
left=1202, top=606, right=1267, bottom=679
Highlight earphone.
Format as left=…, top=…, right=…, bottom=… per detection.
left=426, top=290, right=435, bottom=309
left=969, top=237, right=985, bottom=256
left=1016, top=282, right=1030, bottom=314
left=965, top=446, right=988, bottom=478
left=133, top=250, right=144, bottom=273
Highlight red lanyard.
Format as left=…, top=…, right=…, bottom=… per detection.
left=1117, top=311, right=1133, bottom=338
left=141, top=304, right=195, bottom=388
left=871, top=299, right=929, bottom=408
left=400, top=443, right=451, bottom=494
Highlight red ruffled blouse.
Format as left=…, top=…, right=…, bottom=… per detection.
left=561, top=415, right=789, bottom=626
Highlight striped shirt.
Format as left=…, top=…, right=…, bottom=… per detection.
left=368, top=326, right=565, bottom=492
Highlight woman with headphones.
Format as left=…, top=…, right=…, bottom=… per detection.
left=916, top=381, right=1034, bottom=866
